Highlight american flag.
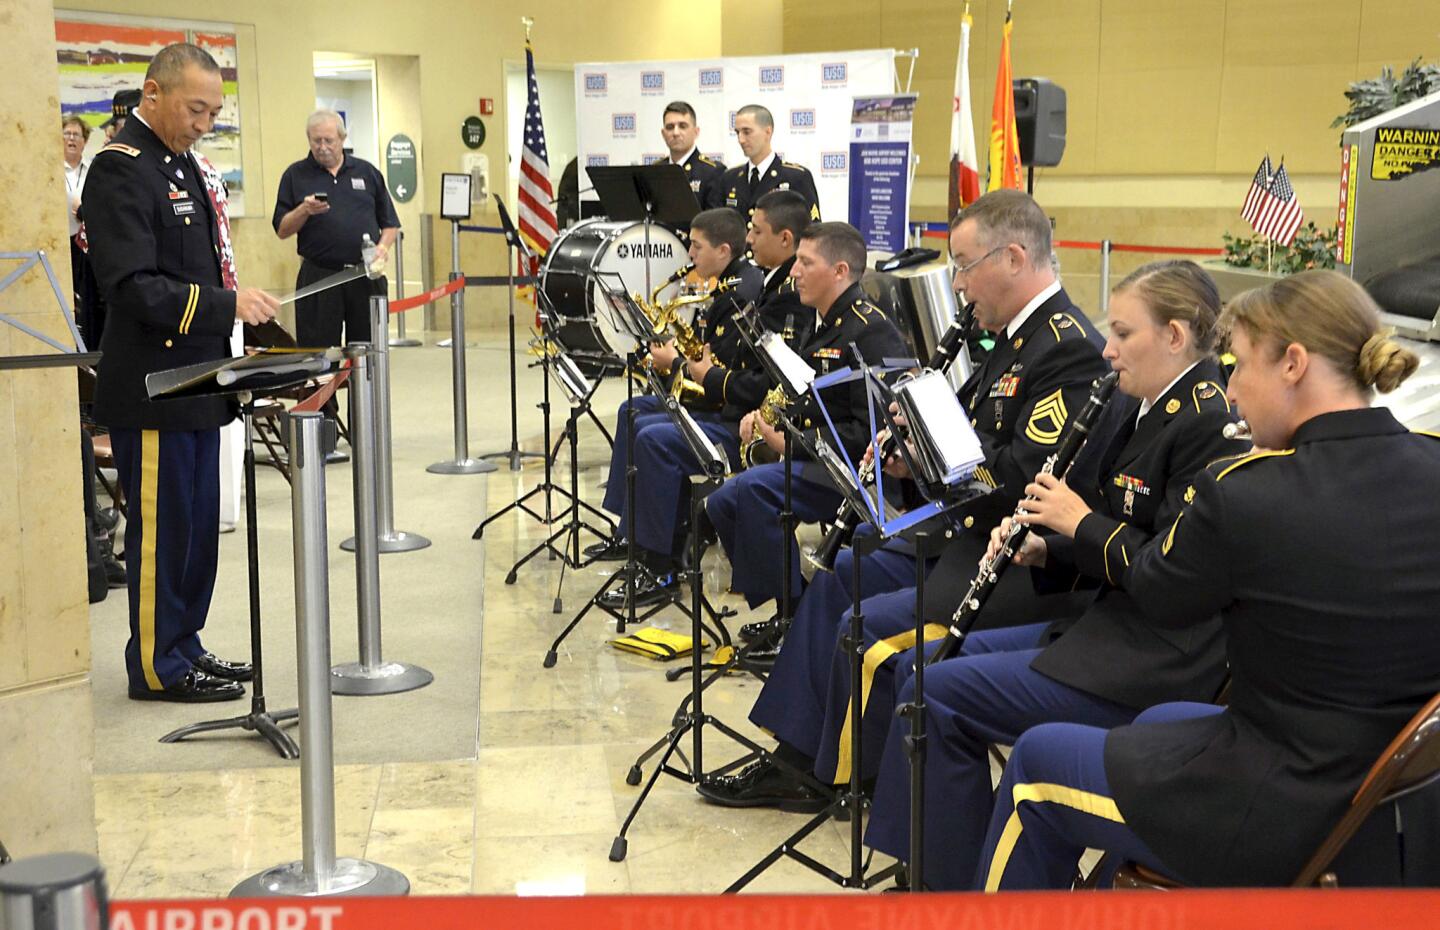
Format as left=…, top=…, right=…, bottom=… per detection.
left=517, top=40, right=557, bottom=284
left=1241, top=155, right=1305, bottom=246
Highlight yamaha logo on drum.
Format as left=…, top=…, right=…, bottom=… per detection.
left=759, top=66, right=784, bottom=90
left=821, top=152, right=848, bottom=176
left=698, top=67, right=723, bottom=92
left=790, top=109, right=816, bottom=133
left=584, top=72, right=608, bottom=95
left=641, top=71, right=665, bottom=95
left=615, top=242, right=675, bottom=260
left=822, top=62, right=848, bottom=86
left=586, top=154, right=610, bottom=167
left=612, top=113, right=637, bottom=136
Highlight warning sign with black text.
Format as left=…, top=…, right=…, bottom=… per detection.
left=1371, top=126, right=1440, bottom=180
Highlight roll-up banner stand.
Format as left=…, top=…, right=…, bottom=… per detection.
left=574, top=50, right=896, bottom=224
left=848, top=94, right=916, bottom=255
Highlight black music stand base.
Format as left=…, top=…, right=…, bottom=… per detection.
left=158, top=405, right=299, bottom=759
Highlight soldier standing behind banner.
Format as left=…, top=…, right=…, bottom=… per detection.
left=720, top=104, right=821, bottom=225
left=83, top=42, right=280, bottom=703
left=659, top=100, right=725, bottom=210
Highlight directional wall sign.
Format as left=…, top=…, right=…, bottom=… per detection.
left=385, top=133, right=417, bottom=203
left=462, top=116, right=486, bottom=150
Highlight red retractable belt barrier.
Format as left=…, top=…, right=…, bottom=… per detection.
left=110, top=889, right=1440, bottom=930
left=389, top=276, right=466, bottom=313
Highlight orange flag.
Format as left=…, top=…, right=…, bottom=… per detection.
left=987, top=9, right=1023, bottom=192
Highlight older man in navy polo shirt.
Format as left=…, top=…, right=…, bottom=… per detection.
left=273, top=109, right=400, bottom=347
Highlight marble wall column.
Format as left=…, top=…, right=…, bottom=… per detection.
left=0, top=0, right=100, bottom=859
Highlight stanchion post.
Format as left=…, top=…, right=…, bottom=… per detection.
left=427, top=221, right=495, bottom=474
left=232, top=411, right=409, bottom=898
left=342, top=298, right=431, bottom=552
left=1099, top=239, right=1112, bottom=314
left=332, top=346, right=433, bottom=696
left=389, top=229, right=421, bottom=347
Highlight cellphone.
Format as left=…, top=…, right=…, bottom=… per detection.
left=313, top=192, right=329, bottom=202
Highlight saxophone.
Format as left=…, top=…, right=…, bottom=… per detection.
left=643, top=274, right=742, bottom=403
left=739, top=386, right=790, bottom=468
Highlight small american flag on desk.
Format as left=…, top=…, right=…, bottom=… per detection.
left=517, top=38, right=556, bottom=297
left=1241, top=154, right=1305, bottom=246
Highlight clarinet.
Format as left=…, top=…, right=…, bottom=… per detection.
left=803, top=303, right=977, bottom=573
left=926, top=371, right=1121, bottom=664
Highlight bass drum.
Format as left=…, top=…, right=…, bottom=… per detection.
left=540, top=219, right=689, bottom=366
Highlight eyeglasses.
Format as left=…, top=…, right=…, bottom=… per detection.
left=62, top=132, right=85, bottom=141
left=952, top=245, right=1008, bottom=279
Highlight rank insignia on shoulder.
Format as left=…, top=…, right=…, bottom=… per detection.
left=1165, top=398, right=1181, bottom=414
left=1197, top=383, right=1219, bottom=399
left=1025, top=389, right=1068, bottom=445
left=100, top=143, right=141, bottom=158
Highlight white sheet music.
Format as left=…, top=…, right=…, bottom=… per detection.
left=759, top=331, right=815, bottom=396
left=898, top=370, right=984, bottom=483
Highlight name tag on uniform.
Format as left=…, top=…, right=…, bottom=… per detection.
left=172, top=200, right=197, bottom=216
left=351, top=178, right=366, bottom=190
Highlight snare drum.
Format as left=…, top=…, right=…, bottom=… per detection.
left=540, top=219, right=689, bottom=362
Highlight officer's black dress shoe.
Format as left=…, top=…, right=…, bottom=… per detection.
left=696, top=759, right=829, bottom=813
left=740, top=615, right=780, bottom=642
left=96, top=507, right=121, bottom=533
left=129, top=669, right=245, bottom=703
left=193, top=652, right=254, bottom=682
left=742, top=637, right=783, bottom=669
left=599, top=572, right=676, bottom=610
left=583, top=537, right=630, bottom=561
left=103, top=553, right=127, bottom=588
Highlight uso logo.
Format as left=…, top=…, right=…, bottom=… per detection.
left=821, top=62, right=848, bottom=86
left=728, top=111, right=737, bottom=131
left=641, top=71, right=665, bottom=94
left=641, top=153, right=665, bottom=165
left=790, top=109, right=816, bottom=132
left=821, top=152, right=848, bottom=176
left=759, top=65, right=784, bottom=89
left=583, top=72, right=608, bottom=95
left=612, top=113, right=637, bottom=136
left=586, top=154, right=610, bottom=167
left=698, top=67, right=723, bottom=91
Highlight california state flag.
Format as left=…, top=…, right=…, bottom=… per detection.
left=987, top=9, right=1023, bottom=192
left=949, top=11, right=982, bottom=218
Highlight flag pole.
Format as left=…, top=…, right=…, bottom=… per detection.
left=522, top=15, right=533, bottom=40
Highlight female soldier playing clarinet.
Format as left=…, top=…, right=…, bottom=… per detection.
left=974, top=269, right=1440, bottom=890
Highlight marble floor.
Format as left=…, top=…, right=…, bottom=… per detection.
left=90, top=332, right=895, bottom=898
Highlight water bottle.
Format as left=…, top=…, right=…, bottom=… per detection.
left=361, top=233, right=381, bottom=278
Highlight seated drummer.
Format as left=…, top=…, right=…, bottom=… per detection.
left=973, top=270, right=1440, bottom=891
left=698, top=261, right=1242, bottom=826
left=703, top=222, right=908, bottom=618
left=589, top=207, right=764, bottom=605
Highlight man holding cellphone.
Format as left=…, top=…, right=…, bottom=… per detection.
left=273, top=109, right=400, bottom=347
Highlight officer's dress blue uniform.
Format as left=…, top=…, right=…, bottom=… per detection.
left=83, top=117, right=238, bottom=693
left=747, top=287, right=1108, bottom=783
left=599, top=259, right=764, bottom=557
left=862, top=361, right=1242, bottom=890
left=973, top=409, right=1440, bottom=890
left=706, top=281, right=908, bottom=610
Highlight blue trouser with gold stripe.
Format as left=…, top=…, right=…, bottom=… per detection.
left=110, top=427, right=221, bottom=691
left=863, top=623, right=1142, bottom=890
left=972, top=704, right=1215, bottom=890
left=630, top=418, right=738, bottom=559
left=705, top=461, right=844, bottom=609
left=749, top=527, right=923, bottom=760
left=600, top=395, right=669, bottom=523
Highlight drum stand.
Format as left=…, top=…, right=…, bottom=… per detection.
left=159, top=401, right=299, bottom=759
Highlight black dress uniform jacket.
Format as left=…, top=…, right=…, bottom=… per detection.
left=702, top=255, right=811, bottom=423
left=683, top=257, right=763, bottom=417
left=1027, top=360, right=1246, bottom=709
left=680, top=150, right=727, bottom=210
left=721, top=158, right=822, bottom=222
left=921, top=288, right=1109, bottom=622
left=83, top=117, right=236, bottom=431
left=1108, top=408, right=1440, bottom=886
left=789, top=282, right=908, bottom=465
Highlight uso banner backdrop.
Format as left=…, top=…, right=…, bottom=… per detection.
left=849, top=94, right=916, bottom=253
left=574, top=50, right=896, bottom=224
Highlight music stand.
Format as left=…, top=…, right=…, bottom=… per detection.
left=147, top=348, right=347, bottom=759
left=479, top=195, right=547, bottom=472
left=587, top=164, right=700, bottom=304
